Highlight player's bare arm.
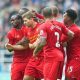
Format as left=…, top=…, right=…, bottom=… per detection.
left=33, top=36, right=46, bottom=57
left=29, top=38, right=40, bottom=49
left=10, top=44, right=28, bottom=50
left=6, top=43, right=28, bottom=51
left=16, top=37, right=30, bottom=46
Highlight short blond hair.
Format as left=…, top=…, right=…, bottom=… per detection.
left=22, top=11, right=35, bottom=19
left=51, top=6, right=59, bottom=17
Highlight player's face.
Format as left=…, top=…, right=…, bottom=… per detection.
left=10, top=16, right=22, bottom=28
left=63, top=13, right=71, bottom=26
left=23, top=17, right=33, bottom=27
left=11, top=18, right=18, bottom=26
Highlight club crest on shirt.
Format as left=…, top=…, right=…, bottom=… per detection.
left=40, top=30, right=44, bottom=35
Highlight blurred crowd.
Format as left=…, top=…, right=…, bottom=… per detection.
left=0, top=0, right=80, bottom=48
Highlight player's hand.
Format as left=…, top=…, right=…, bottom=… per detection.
left=5, top=43, right=13, bottom=52
left=33, top=53, right=38, bottom=59
left=5, top=43, right=13, bottom=49
left=29, top=43, right=35, bottom=49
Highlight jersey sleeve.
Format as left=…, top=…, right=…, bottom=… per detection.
left=7, top=32, right=15, bottom=44
left=61, top=34, right=68, bottom=43
left=39, top=23, right=47, bottom=38
left=61, top=23, right=69, bottom=35
left=35, top=13, right=44, bottom=19
left=74, top=27, right=80, bottom=38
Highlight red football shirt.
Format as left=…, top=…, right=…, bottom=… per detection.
left=39, top=20, right=69, bottom=61
left=62, top=24, right=80, bottom=60
left=7, top=25, right=32, bottom=63
left=35, top=13, right=44, bottom=19
left=25, top=23, right=44, bottom=57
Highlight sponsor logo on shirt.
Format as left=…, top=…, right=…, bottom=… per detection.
left=29, top=34, right=38, bottom=43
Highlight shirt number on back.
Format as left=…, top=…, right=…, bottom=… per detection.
left=55, top=32, right=60, bottom=48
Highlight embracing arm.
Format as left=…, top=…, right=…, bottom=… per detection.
left=5, top=43, right=28, bottom=51
left=11, top=37, right=30, bottom=50
left=33, top=36, right=46, bottom=57
left=5, top=37, right=29, bottom=51
left=16, top=37, right=29, bottom=45
left=11, top=44, right=28, bottom=50
left=67, top=30, right=74, bottom=40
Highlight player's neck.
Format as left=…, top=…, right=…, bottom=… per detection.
left=52, top=17, right=57, bottom=21
left=45, top=17, right=53, bottom=21
left=32, top=22, right=37, bottom=28
left=15, top=23, right=23, bottom=29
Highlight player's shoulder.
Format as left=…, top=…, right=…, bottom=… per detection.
left=8, top=28, right=15, bottom=34
left=21, top=25, right=27, bottom=28
left=74, top=24, right=80, bottom=30
left=39, top=22, right=47, bottom=29
left=39, top=20, right=51, bottom=30
left=71, top=24, right=80, bottom=31
left=52, top=20, right=65, bottom=28
left=76, top=26, right=80, bottom=33
left=71, top=24, right=80, bottom=36
left=36, top=22, right=41, bottom=28
left=21, top=25, right=28, bottom=31
left=7, top=28, right=16, bottom=38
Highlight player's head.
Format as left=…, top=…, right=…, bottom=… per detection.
left=18, top=7, right=29, bottom=16
left=22, top=11, right=38, bottom=27
left=63, top=9, right=77, bottom=25
left=10, top=14, right=23, bottom=29
left=23, top=10, right=39, bottom=22
left=51, top=6, right=59, bottom=17
left=42, top=7, right=53, bottom=18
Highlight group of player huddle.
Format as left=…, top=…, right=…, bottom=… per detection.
left=5, top=5, right=80, bottom=80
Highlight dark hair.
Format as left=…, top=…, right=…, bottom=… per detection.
left=66, top=9, right=77, bottom=21
left=18, top=7, right=29, bottom=15
left=10, top=14, right=23, bottom=24
left=42, top=7, right=53, bottom=18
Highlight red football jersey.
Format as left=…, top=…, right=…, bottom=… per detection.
left=25, top=23, right=44, bottom=57
left=39, top=20, right=69, bottom=61
left=62, top=24, right=80, bottom=60
left=25, top=24, right=39, bottom=44
left=35, top=13, right=44, bottom=19
left=7, top=25, right=32, bottom=63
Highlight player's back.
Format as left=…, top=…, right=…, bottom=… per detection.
left=40, top=20, right=68, bottom=61
left=44, top=20, right=67, bottom=49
